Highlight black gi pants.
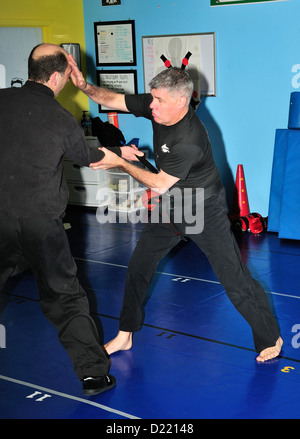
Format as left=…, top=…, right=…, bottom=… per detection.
left=0, top=214, right=110, bottom=380
left=119, top=188, right=280, bottom=353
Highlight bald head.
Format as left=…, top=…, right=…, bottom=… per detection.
left=28, top=43, right=69, bottom=84
left=32, top=43, right=68, bottom=59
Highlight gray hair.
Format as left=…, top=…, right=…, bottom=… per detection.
left=149, top=67, right=194, bottom=104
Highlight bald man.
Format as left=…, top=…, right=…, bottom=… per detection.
left=0, top=44, right=138, bottom=395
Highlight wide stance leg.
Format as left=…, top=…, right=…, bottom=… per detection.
left=105, top=222, right=181, bottom=354
left=187, top=189, right=281, bottom=353
left=0, top=215, right=25, bottom=309
left=119, top=222, right=182, bottom=332
left=21, top=218, right=110, bottom=380
left=107, top=189, right=282, bottom=359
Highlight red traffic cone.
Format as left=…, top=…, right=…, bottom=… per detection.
left=229, top=164, right=250, bottom=220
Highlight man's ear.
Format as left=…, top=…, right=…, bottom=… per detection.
left=178, top=95, right=187, bottom=109
left=50, top=71, right=59, bottom=87
left=47, top=71, right=61, bottom=96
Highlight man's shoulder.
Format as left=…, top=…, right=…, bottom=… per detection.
left=125, top=93, right=152, bottom=117
left=0, top=86, right=21, bottom=97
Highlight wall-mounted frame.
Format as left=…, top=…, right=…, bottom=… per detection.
left=211, top=0, right=284, bottom=5
left=96, top=69, right=137, bottom=112
left=102, top=0, right=121, bottom=5
left=142, top=32, right=216, bottom=98
left=94, top=20, right=136, bottom=66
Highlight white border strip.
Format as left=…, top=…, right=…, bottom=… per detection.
left=75, top=257, right=221, bottom=284
left=0, top=375, right=140, bottom=419
left=74, top=257, right=300, bottom=299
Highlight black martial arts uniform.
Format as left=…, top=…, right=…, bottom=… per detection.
left=0, top=81, right=118, bottom=380
left=117, top=93, right=280, bottom=354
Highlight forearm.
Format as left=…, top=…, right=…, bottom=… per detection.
left=90, top=147, right=179, bottom=192
left=81, top=82, right=128, bottom=112
left=120, top=160, right=175, bottom=194
left=69, top=56, right=128, bottom=111
left=81, top=82, right=113, bottom=103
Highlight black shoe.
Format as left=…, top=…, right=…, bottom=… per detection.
left=82, top=374, right=116, bottom=396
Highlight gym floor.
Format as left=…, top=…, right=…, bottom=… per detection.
left=1, top=204, right=300, bottom=422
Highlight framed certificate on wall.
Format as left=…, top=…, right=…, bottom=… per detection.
left=211, top=0, right=285, bottom=5
left=96, top=69, right=137, bottom=112
left=94, top=20, right=136, bottom=66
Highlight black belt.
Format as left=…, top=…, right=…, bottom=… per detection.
left=168, top=180, right=223, bottom=206
left=203, top=180, right=223, bottom=200
left=165, top=180, right=223, bottom=240
left=165, top=180, right=223, bottom=213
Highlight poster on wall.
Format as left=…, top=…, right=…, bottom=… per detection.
left=142, top=32, right=216, bottom=99
left=94, top=20, right=136, bottom=66
left=211, top=0, right=286, bottom=5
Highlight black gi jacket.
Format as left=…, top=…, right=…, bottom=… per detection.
left=0, top=81, right=119, bottom=218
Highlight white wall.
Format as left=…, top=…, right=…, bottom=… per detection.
left=82, top=0, right=300, bottom=216
left=0, top=27, right=43, bottom=88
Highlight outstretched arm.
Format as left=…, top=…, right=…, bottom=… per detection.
left=69, top=55, right=128, bottom=112
left=68, top=55, right=143, bottom=162
left=90, top=147, right=179, bottom=194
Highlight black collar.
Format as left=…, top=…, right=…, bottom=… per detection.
left=23, top=80, right=54, bottom=98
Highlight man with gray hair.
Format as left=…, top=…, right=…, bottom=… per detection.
left=70, top=61, right=283, bottom=364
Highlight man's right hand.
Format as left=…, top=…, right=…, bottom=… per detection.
left=68, top=55, right=128, bottom=112
left=68, top=55, right=87, bottom=91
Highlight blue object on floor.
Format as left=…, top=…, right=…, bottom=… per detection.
left=268, top=129, right=300, bottom=239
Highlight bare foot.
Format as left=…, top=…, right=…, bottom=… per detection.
left=105, top=331, right=133, bottom=355
left=256, top=337, right=283, bottom=362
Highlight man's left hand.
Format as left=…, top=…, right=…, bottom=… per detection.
left=89, top=147, right=122, bottom=170
left=120, top=145, right=144, bottom=162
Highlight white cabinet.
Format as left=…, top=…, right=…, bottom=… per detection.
left=64, top=136, right=107, bottom=207
left=64, top=137, right=146, bottom=212
left=106, top=169, right=145, bottom=213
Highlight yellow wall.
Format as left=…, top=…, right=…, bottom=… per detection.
left=0, top=0, right=89, bottom=120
